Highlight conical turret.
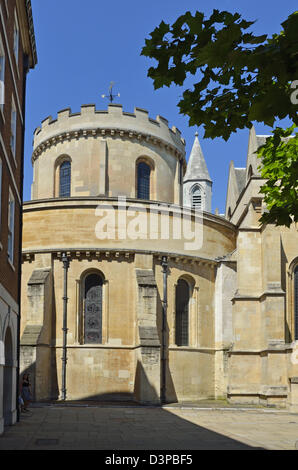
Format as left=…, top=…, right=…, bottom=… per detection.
left=183, top=132, right=212, bottom=212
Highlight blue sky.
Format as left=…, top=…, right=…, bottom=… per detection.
left=24, top=0, right=297, bottom=212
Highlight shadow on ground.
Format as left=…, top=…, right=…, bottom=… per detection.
left=0, top=396, right=265, bottom=450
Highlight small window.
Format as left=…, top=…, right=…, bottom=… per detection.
left=13, top=13, right=19, bottom=63
left=175, top=279, right=190, bottom=346
left=191, top=186, right=202, bottom=210
left=59, top=161, right=71, bottom=197
left=8, top=189, right=15, bottom=263
left=137, top=162, right=151, bottom=200
left=295, top=266, right=298, bottom=341
left=10, top=97, right=17, bottom=156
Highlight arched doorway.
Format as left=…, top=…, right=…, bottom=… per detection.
left=3, top=327, right=13, bottom=425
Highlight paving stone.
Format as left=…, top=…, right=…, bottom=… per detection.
left=1, top=404, right=298, bottom=450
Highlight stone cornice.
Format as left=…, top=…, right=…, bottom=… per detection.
left=22, top=247, right=218, bottom=268
left=31, top=125, right=186, bottom=165
left=232, top=290, right=286, bottom=302
left=17, top=0, right=37, bottom=68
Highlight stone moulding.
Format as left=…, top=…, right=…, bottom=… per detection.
left=22, top=197, right=236, bottom=231
left=21, top=248, right=218, bottom=268
left=228, top=343, right=293, bottom=355
left=31, top=126, right=185, bottom=165
left=227, top=385, right=288, bottom=397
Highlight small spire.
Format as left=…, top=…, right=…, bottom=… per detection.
left=184, top=133, right=212, bottom=183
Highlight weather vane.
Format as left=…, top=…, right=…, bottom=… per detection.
left=101, top=82, right=120, bottom=104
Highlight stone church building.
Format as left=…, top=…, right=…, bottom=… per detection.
left=20, top=103, right=298, bottom=408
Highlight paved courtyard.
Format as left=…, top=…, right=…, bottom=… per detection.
left=1, top=403, right=298, bottom=450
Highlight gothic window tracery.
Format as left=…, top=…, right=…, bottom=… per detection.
left=83, top=273, right=103, bottom=344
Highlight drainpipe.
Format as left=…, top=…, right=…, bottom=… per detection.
left=61, top=253, right=70, bottom=401
left=161, top=256, right=168, bottom=404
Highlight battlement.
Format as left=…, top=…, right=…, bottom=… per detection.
left=33, top=104, right=185, bottom=155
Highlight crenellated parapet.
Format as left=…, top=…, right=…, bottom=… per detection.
left=32, top=103, right=186, bottom=163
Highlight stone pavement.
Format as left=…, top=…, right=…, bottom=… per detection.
left=1, top=402, right=298, bottom=450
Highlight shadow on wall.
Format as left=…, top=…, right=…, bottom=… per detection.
left=281, top=239, right=291, bottom=342
left=51, top=284, right=59, bottom=400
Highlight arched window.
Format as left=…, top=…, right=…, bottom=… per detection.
left=295, top=266, right=298, bottom=340
left=137, top=162, right=151, bottom=200
left=83, top=273, right=103, bottom=344
left=59, top=160, right=71, bottom=197
left=191, top=185, right=202, bottom=210
left=175, top=279, right=190, bottom=346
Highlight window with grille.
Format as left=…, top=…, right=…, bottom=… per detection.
left=137, top=162, right=150, bottom=200
left=295, top=266, right=298, bottom=341
left=59, top=161, right=71, bottom=197
left=175, top=279, right=190, bottom=346
left=192, top=187, right=202, bottom=210
left=84, top=273, right=103, bottom=344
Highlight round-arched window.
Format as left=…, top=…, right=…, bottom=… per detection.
left=137, top=162, right=151, bottom=200
left=59, top=160, right=71, bottom=197
left=175, top=279, right=190, bottom=346
left=83, top=273, right=104, bottom=344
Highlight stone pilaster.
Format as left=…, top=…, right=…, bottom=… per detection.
left=135, top=268, right=161, bottom=404
left=20, top=268, right=53, bottom=401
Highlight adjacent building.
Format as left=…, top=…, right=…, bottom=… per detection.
left=0, top=0, right=37, bottom=434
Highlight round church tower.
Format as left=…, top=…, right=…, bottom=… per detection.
left=20, top=104, right=236, bottom=404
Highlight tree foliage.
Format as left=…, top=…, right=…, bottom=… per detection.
left=141, top=10, right=298, bottom=226
left=258, top=126, right=298, bottom=227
